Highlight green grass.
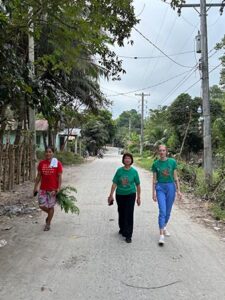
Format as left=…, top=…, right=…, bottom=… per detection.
left=211, top=203, right=225, bottom=221
left=36, top=151, right=84, bottom=165
left=134, top=156, right=154, bottom=171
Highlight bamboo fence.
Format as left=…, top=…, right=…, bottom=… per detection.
left=0, top=140, right=35, bottom=192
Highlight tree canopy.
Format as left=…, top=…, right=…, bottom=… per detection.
left=0, top=0, right=139, bottom=144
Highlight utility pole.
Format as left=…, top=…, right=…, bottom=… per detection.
left=176, top=0, right=224, bottom=185
left=128, top=117, right=131, bottom=139
left=28, top=7, right=36, bottom=180
left=135, top=92, right=150, bottom=156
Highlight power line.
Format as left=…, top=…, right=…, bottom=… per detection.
left=118, top=50, right=195, bottom=60
left=141, top=4, right=170, bottom=84
left=160, top=66, right=199, bottom=105
left=134, top=27, right=195, bottom=69
left=182, top=62, right=222, bottom=94
left=106, top=69, right=194, bottom=97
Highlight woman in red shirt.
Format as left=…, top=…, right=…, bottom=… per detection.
left=33, top=146, right=63, bottom=231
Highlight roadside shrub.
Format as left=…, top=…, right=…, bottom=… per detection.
left=177, top=161, right=197, bottom=186
left=36, top=150, right=83, bottom=165
left=211, top=203, right=225, bottom=221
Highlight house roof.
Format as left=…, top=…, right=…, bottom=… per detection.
left=58, top=128, right=81, bottom=137
left=35, top=120, right=48, bottom=131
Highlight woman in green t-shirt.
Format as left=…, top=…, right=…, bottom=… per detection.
left=152, top=145, right=182, bottom=246
left=108, top=153, right=141, bottom=243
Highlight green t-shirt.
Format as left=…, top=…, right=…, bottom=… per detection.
left=151, top=158, right=177, bottom=183
left=113, top=167, right=140, bottom=195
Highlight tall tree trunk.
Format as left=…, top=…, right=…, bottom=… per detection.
left=43, top=132, right=47, bottom=149
left=48, top=125, right=53, bottom=147
left=0, top=105, right=7, bottom=144
left=14, top=99, right=26, bottom=145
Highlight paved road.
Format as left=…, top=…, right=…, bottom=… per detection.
left=1, top=147, right=225, bottom=300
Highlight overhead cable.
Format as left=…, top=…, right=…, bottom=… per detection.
left=134, top=27, right=196, bottom=69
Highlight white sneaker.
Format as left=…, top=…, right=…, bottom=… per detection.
left=163, top=228, right=170, bottom=237
left=158, top=235, right=165, bottom=246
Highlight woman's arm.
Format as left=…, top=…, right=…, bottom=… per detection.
left=152, top=172, right=157, bottom=202
left=174, top=170, right=182, bottom=199
left=33, top=171, right=41, bottom=193
left=108, top=183, right=117, bottom=204
left=136, top=184, right=141, bottom=206
left=57, top=173, right=62, bottom=192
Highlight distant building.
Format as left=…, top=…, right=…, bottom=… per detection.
left=3, top=120, right=81, bottom=153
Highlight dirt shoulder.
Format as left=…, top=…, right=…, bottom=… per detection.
left=176, top=192, right=225, bottom=241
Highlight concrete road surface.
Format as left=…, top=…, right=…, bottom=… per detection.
left=1, top=147, right=225, bottom=300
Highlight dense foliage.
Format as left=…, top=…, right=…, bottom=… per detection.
left=0, top=0, right=138, bottom=145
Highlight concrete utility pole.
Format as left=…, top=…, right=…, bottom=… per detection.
left=177, top=0, right=224, bottom=185
left=135, top=93, right=150, bottom=156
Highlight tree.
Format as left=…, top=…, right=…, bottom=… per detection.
left=216, top=36, right=225, bottom=89
left=81, top=109, right=115, bottom=153
left=144, top=106, right=171, bottom=150
left=210, top=85, right=225, bottom=102
left=116, top=109, right=141, bottom=132
left=167, top=94, right=203, bottom=155
left=166, top=0, right=186, bottom=8
left=114, top=109, right=141, bottom=149
left=82, top=119, right=109, bottom=154
left=0, top=0, right=139, bottom=144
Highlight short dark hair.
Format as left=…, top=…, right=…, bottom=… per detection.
left=122, top=152, right=133, bottom=165
left=45, top=146, right=55, bottom=153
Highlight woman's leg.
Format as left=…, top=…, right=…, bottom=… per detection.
left=39, top=206, right=50, bottom=230
left=156, top=184, right=167, bottom=235
left=124, top=193, right=136, bottom=240
left=165, top=183, right=176, bottom=226
left=47, top=207, right=54, bottom=225
left=116, top=194, right=125, bottom=235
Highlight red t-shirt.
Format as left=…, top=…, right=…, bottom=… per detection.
left=38, top=159, right=63, bottom=191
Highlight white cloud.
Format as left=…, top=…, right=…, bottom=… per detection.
left=100, top=0, right=225, bottom=118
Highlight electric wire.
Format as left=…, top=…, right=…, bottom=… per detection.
left=140, top=4, right=170, bottom=84
left=118, top=50, right=195, bottom=60
left=160, top=65, right=199, bottom=105
left=134, top=27, right=195, bottom=69
left=106, top=69, right=195, bottom=97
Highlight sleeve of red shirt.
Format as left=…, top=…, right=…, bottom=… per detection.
left=58, top=161, right=63, bottom=173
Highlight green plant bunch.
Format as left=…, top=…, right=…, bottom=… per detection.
left=56, top=186, right=79, bottom=214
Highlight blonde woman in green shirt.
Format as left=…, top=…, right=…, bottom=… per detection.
left=108, top=153, right=141, bottom=243
left=152, top=145, right=182, bottom=246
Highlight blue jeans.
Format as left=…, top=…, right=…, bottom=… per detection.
left=156, top=182, right=176, bottom=229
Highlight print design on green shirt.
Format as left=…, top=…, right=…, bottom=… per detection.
left=157, top=160, right=170, bottom=178
left=121, top=176, right=129, bottom=187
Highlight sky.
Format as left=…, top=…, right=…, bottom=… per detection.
left=100, top=0, right=225, bottom=119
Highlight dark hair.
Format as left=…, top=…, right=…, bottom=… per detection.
left=122, top=152, right=133, bottom=165
left=45, top=146, right=55, bottom=153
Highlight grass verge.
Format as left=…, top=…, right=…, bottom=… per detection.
left=134, top=156, right=154, bottom=171
left=211, top=203, right=225, bottom=221
left=36, top=151, right=84, bottom=165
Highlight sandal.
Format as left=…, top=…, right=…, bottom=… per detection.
left=44, top=224, right=50, bottom=231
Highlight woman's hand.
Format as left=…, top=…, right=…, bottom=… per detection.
left=153, top=192, right=157, bottom=202
left=33, top=189, right=38, bottom=197
left=108, top=195, right=114, bottom=206
left=51, top=189, right=59, bottom=197
left=136, top=196, right=141, bottom=206
left=177, top=191, right=182, bottom=200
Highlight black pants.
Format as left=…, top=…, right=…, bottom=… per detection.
left=116, top=193, right=136, bottom=239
